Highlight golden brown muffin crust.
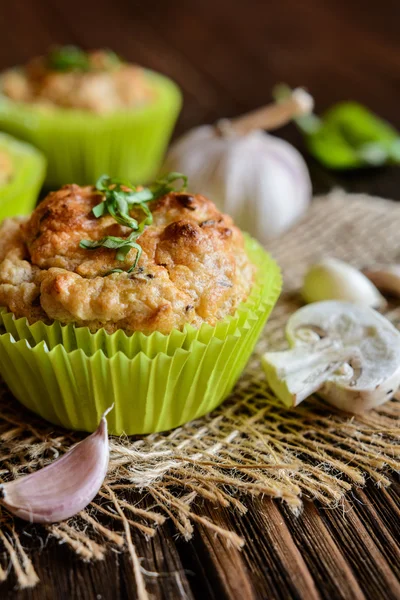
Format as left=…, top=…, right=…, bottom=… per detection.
left=0, top=184, right=254, bottom=334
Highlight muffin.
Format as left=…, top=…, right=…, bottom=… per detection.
left=0, top=174, right=281, bottom=434
left=0, top=47, right=181, bottom=186
left=0, top=132, right=46, bottom=220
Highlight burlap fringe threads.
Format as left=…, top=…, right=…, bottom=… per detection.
left=0, top=191, right=400, bottom=594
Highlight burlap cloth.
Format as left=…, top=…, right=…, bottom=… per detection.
left=0, top=190, right=399, bottom=591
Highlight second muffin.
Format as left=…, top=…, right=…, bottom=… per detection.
left=0, top=47, right=181, bottom=186
left=0, top=175, right=254, bottom=334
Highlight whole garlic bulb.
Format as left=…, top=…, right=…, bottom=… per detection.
left=164, top=89, right=313, bottom=243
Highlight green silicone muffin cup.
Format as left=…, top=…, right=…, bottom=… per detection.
left=0, top=238, right=281, bottom=434
left=0, top=132, right=46, bottom=220
left=0, top=70, right=181, bottom=187
left=0, top=235, right=271, bottom=358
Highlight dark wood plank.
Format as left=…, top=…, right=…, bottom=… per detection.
left=318, top=496, right=400, bottom=600
left=188, top=504, right=256, bottom=600
left=281, top=502, right=365, bottom=600
left=1, top=517, right=195, bottom=600
left=351, top=488, right=400, bottom=580
left=1, top=537, right=122, bottom=600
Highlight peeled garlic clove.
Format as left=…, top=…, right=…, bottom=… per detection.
left=363, top=265, right=400, bottom=297
left=262, top=301, right=400, bottom=413
left=0, top=412, right=110, bottom=523
left=302, top=258, right=386, bottom=309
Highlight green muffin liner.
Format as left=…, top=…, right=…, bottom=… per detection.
left=0, top=132, right=46, bottom=220
left=0, top=70, right=181, bottom=187
left=0, top=235, right=273, bottom=358
left=0, top=292, right=277, bottom=435
left=0, top=240, right=280, bottom=434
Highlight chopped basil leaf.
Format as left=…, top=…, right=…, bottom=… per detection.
left=47, top=46, right=122, bottom=73
left=80, top=173, right=187, bottom=273
left=47, top=46, right=90, bottom=72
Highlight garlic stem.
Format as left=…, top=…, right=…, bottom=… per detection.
left=0, top=409, right=112, bottom=523
left=217, top=88, right=314, bottom=136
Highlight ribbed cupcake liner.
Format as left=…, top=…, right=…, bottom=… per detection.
left=0, top=303, right=276, bottom=434
left=0, top=235, right=273, bottom=358
left=0, top=71, right=181, bottom=187
left=0, top=132, right=46, bottom=220
left=0, top=237, right=281, bottom=434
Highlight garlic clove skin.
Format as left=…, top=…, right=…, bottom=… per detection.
left=262, top=301, right=400, bottom=413
left=0, top=411, right=110, bottom=523
left=164, top=127, right=311, bottom=244
left=363, top=265, right=400, bottom=297
left=302, top=258, right=386, bottom=309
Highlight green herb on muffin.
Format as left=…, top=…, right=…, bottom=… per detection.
left=47, top=46, right=121, bottom=72
left=47, top=46, right=91, bottom=72
left=80, top=172, right=188, bottom=272
left=1, top=48, right=156, bottom=114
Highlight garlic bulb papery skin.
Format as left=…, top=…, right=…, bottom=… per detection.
left=164, top=126, right=312, bottom=244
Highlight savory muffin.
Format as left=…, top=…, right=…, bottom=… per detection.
left=0, top=176, right=254, bottom=335
left=2, top=47, right=155, bottom=114
left=0, top=47, right=181, bottom=186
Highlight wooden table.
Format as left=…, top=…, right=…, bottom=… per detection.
left=1, top=1, right=400, bottom=597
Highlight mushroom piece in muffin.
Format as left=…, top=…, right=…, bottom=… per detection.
left=0, top=175, right=254, bottom=335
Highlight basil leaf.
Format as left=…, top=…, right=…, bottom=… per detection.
left=274, top=84, right=400, bottom=170
left=125, top=189, right=154, bottom=204
left=104, top=269, right=125, bottom=275
left=47, top=46, right=90, bottom=72
left=92, top=202, right=106, bottom=218
left=79, top=240, right=101, bottom=250
left=80, top=236, right=132, bottom=251
left=116, top=196, right=128, bottom=216
left=103, top=50, right=122, bottom=70
left=95, top=174, right=112, bottom=191
left=82, top=172, right=188, bottom=272
left=128, top=243, right=142, bottom=270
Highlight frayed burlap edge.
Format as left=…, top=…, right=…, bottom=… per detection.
left=0, top=190, right=400, bottom=596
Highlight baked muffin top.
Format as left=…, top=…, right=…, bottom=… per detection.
left=1, top=47, right=155, bottom=114
left=0, top=176, right=254, bottom=335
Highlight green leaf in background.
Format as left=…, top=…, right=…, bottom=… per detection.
left=274, top=84, right=400, bottom=169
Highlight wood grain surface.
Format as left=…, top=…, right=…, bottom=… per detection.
left=0, top=1, right=400, bottom=598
